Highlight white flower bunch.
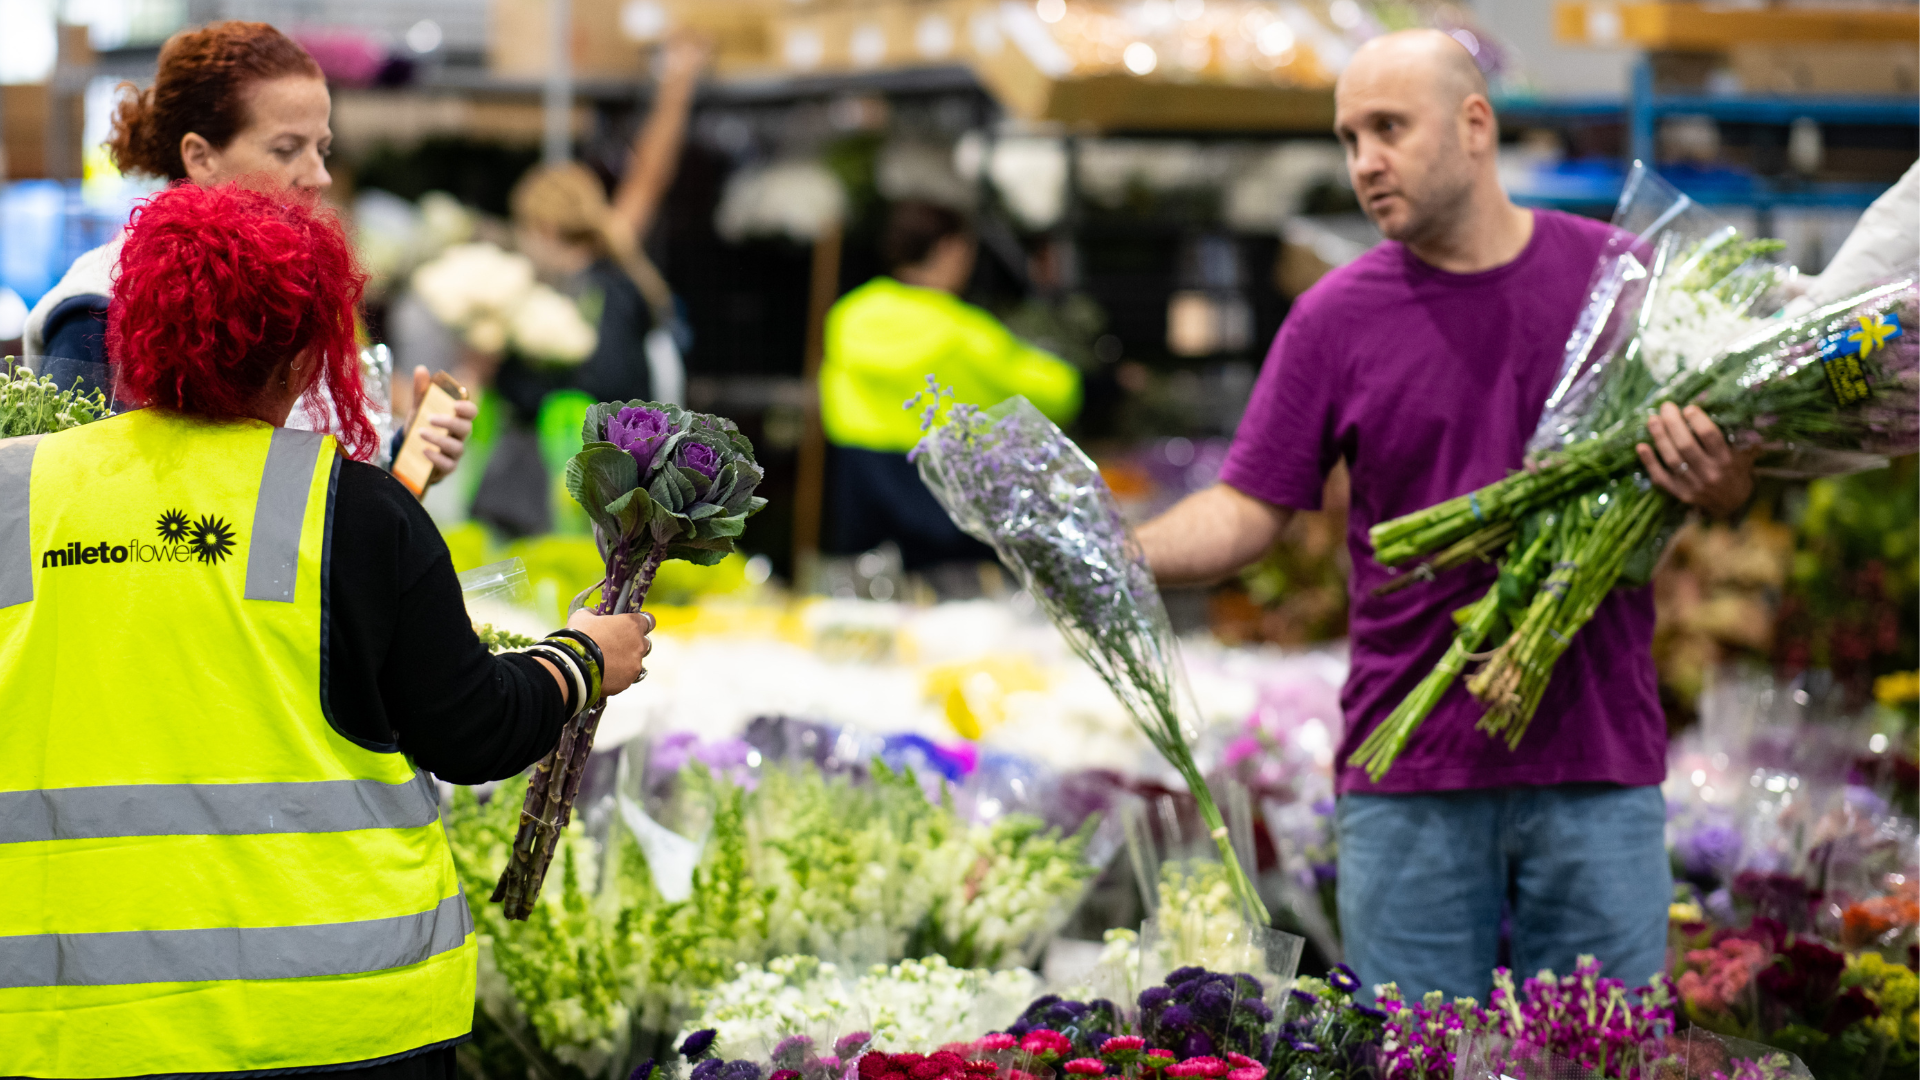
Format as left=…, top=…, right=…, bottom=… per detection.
left=715, top=161, right=848, bottom=243
left=686, top=955, right=1040, bottom=1058
left=409, top=241, right=598, bottom=363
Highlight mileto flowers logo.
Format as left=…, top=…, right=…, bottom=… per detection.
left=39, top=508, right=240, bottom=571
left=166, top=509, right=236, bottom=565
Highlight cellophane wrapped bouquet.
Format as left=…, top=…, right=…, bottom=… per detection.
left=910, top=383, right=1267, bottom=922
left=1353, top=165, right=1919, bottom=780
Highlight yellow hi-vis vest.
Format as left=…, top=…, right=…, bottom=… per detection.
left=0, top=410, right=476, bottom=1077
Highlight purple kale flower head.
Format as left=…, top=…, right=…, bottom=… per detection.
left=632, top=1061, right=658, bottom=1080
left=609, top=405, right=673, bottom=470
left=1327, top=965, right=1361, bottom=994
left=676, top=439, right=722, bottom=480
left=681, top=1029, right=719, bottom=1062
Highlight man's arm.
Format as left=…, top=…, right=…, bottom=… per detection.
left=1137, top=483, right=1295, bottom=586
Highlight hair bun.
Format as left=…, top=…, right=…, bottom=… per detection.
left=105, top=83, right=163, bottom=178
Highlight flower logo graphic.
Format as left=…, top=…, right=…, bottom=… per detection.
left=188, top=514, right=236, bottom=564
left=156, top=509, right=191, bottom=544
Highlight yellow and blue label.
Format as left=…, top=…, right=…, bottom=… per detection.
left=1818, top=312, right=1902, bottom=407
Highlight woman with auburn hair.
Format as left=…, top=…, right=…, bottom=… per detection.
left=0, top=183, right=654, bottom=1077
left=21, top=19, right=475, bottom=487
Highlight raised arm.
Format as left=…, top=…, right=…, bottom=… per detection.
left=1137, top=483, right=1294, bottom=586
left=607, top=35, right=709, bottom=246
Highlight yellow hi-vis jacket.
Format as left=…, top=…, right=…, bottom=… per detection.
left=820, top=277, right=1082, bottom=453
left=0, top=410, right=476, bottom=1077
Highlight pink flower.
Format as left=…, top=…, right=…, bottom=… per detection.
left=1019, top=1031, right=1071, bottom=1058
left=1227, top=1070, right=1266, bottom=1080
left=977, top=1035, right=1017, bottom=1053
left=1063, top=1060, right=1105, bottom=1076
left=1143, top=1050, right=1176, bottom=1066
left=1100, top=1037, right=1145, bottom=1057
left=1164, top=1058, right=1227, bottom=1079
left=1224, top=1055, right=1257, bottom=1070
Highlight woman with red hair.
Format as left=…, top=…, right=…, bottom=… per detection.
left=21, top=20, right=475, bottom=483
left=0, top=183, right=653, bottom=1076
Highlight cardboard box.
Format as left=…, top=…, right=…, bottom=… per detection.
left=1555, top=2, right=1918, bottom=48
left=490, top=0, right=648, bottom=79
left=1731, top=43, right=1919, bottom=96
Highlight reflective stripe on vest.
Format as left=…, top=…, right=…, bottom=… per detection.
left=0, top=433, right=42, bottom=608
left=0, top=773, right=440, bottom=844
left=0, top=412, right=476, bottom=1076
left=0, top=890, right=472, bottom=989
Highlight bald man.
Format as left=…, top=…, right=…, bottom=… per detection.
left=1138, top=31, right=1753, bottom=999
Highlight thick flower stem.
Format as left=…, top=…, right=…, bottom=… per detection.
left=493, top=537, right=669, bottom=920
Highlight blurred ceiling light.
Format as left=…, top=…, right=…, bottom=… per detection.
left=0, top=0, right=57, bottom=84
left=1123, top=40, right=1157, bottom=75
left=1328, top=0, right=1362, bottom=30
left=405, top=19, right=444, bottom=54
left=1256, top=21, right=1294, bottom=56
left=1035, top=0, right=1066, bottom=23
left=1173, top=0, right=1204, bottom=21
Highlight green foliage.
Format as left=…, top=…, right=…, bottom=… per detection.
left=0, top=365, right=110, bottom=438
left=445, top=760, right=1098, bottom=1066
left=474, top=622, right=537, bottom=652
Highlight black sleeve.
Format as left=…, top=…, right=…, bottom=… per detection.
left=38, top=296, right=113, bottom=399
left=322, top=459, right=568, bottom=784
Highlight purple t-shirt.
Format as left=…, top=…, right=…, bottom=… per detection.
left=1220, top=209, right=1666, bottom=795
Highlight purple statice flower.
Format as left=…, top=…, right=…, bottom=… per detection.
left=677, top=439, right=721, bottom=480
left=608, top=405, right=673, bottom=471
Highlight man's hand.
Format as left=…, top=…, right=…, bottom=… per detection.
left=1137, top=483, right=1294, bottom=586
left=408, top=365, right=479, bottom=488
left=1636, top=402, right=1756, bottom=518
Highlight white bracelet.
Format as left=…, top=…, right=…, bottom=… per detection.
left=522, top=644, right=589, bottom=719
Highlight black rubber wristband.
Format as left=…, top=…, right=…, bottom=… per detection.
left=548, top=628, right=606, bottom=689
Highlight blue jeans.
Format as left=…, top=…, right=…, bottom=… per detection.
left=1335, top=784, right=1670, bottom=1001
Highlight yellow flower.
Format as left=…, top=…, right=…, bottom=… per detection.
left=1844, top=952, right=1919, bottom=1049
left=1849, top=313, right=1900, bottom=358
left=1670, top=901, right=1704, bottom=924
left=1874, top=670, right=1920, bottom=705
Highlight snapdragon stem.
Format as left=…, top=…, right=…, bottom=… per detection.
left=494, top=537, right=669, bottom=920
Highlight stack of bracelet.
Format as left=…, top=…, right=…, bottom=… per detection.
left=520, top=629, right=605, bottom=719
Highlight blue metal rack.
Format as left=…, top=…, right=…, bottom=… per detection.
left=1494, top=58, right=1916, bottom=212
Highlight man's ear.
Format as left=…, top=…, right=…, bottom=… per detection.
left=1461, top=94, right=1497, bottom=156
left=179, top=131, right=217, bottom=184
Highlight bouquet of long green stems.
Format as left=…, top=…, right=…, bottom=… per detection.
left=1351, top=167, right=1920, bottom=780
left=1, top=360, right=111, bottom=437
left=910, top=381, right=1270, bottom=923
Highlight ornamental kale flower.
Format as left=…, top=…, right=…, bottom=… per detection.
left=677, top=439, right=721, bottom=480
left=608, top=404, right=672, bottom=469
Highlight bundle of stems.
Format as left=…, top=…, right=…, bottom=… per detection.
left=1372, top=280, right=1916, bottom=569
left=1469, top=480, right=1674, bottom=747
left=491, top=540, right=666, bottom=920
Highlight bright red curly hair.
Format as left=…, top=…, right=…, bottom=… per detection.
left=109, top=182, right=377, bottom=461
